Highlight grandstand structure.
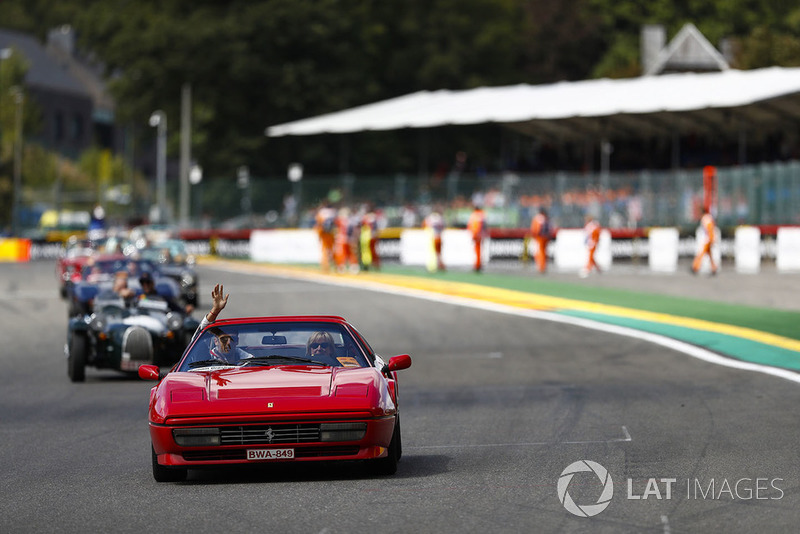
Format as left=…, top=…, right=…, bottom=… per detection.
left=264, top=25, right=800, bottom=230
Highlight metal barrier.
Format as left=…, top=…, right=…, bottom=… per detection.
left=19, top=160, right=800, bottom=231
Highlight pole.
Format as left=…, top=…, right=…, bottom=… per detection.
left=11, top=87, right=23, bottom=236
left=179, top=83, right=191, bottom=227
left=189, top=163, right=203, bottom=223
left=158, top=115, right=166, bottom=222
left=149, top=111, right=167, bottom=223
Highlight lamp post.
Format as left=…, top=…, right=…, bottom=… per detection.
left=11, top=86, right=23, bottom=236
left=189, top=163, right=202, bottom=224
left=288, top=163, right=303, bottom=227
left=149, top=110, right=167, bottom=223
left=237, top=165, right=251, bottom=216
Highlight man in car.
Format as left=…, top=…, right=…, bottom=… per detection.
left=192, top=283, right=251, bottom=363
left=112, top=271, right=136, bottom=302
left=208, top=328, right=252, bottom=363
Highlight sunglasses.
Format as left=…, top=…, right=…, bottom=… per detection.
left=218, top=336, right=237, bottom=343
left=310, top=342, right=330, bottom=349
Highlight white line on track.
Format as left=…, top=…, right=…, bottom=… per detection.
left=212, top=263, right=800, bottom=385
left=661, top=514, right=671, bottom=534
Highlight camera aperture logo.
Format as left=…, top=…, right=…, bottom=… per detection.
left=557, top=460, right=614, bottom=517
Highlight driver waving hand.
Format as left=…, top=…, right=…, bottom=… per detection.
left=193, top=283, right=251, bottom=363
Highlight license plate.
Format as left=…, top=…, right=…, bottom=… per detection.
left=246, top=448, right=295, bottom=460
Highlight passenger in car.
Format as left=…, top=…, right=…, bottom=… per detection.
left=112, top=270, right=136, bottom=301
left=306, top=331, right=335, bottom=359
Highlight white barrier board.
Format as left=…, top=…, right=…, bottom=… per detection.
left=776, top=227, right=800, bottom=272
left=734, top=226, right=761, bottom=274
left=399, top=229, right=487, bottom=268
left=442, top=229, right=488, bottom=267
left=399, top=229, right=432, bottom=266
left=250, top=229, right=320, bottom=263
left=554, top=228, right=612, bottom=272
left=648, top=227, right=679, bottom=272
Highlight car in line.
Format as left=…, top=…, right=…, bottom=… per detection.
left=55, top=237, right=103, bottom=299
left=136, top=239, right=199, bottom=307
left=139, top=315, right=412, bottom=482
left=66, top=279, right=199, bottom=382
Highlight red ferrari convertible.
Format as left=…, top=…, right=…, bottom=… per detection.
left=139, top=315, right=412, bottom=482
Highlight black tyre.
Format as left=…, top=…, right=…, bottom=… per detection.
left=372, top=419, right=401, bottom=476
left=68, top=333, right=87, bottom=383
left=152, top=446, right=187, bottom=482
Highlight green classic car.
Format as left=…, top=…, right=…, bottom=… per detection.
left=66, top=282, right=199, bottom=382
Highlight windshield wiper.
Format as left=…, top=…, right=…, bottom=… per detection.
left=188, top=359, right=233, bottom=368
left=239, top=355, right=328, bottom=366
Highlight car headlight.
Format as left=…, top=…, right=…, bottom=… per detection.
left=89, top=313, right=107, bottom=332
left=173, top=428, right=220, bottom=446
left=165, top=312, right=183, bottom=331
left=320, top=422, right=367, bottom=442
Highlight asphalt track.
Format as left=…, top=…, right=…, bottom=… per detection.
left=212, top=258, right=800, bottom=379
left=3, top=259, right=800, bottom=534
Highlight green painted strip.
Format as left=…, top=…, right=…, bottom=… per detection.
left=375, top=266, right=800, bottom=342
left=559, top=309, right=800, bottom=371
left=213, top=259, right=800, bottom=369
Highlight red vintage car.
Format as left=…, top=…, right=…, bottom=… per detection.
left=139, top=315, right=412, bottom=482
left=55, top=238, right=97, bottom=298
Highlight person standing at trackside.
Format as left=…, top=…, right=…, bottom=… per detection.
left=529, top=208, right=552, bottom=273
left=367, top=206, right=382, bottom=270
left=334, top=207, right=359, bottom=273
left=467, top=203, right=487, bottom=272
left=423, top=206, right=446, bottom=272
left=580, top=214, right=602, bottom=278
left=692, top=208, right=718, bottom=275
left=360, top=205, right=381, bottom=271
left=315, top=201, right=337, bottom=272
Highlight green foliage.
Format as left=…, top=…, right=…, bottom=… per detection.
left=2, top=0, right=800, bottom=183
left=0, top=48, right=29, bottom=229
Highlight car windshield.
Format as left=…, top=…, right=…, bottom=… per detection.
left=178, top=321, right=371, bottom=372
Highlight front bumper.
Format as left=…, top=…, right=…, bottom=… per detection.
left=150, top=415, right=395, bottom=467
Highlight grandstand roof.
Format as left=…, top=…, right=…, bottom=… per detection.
left=265, top=67, right=800, bottom=143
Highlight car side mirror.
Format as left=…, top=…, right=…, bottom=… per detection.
left=382, top=354, right=412, bottom=374
left=138, top=364, right=161, bottom=381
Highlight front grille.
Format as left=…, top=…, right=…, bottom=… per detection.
left=122, top=326, right=153, bottom=362
left=220, top=424, right=320, bottom=445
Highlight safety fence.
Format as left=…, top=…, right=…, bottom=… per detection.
left=17, top=160, right=800, bottom=233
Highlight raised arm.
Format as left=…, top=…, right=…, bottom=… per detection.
left=205, top=283, right=229, bottom=323
left=191, top=284, right=230, bottom=343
